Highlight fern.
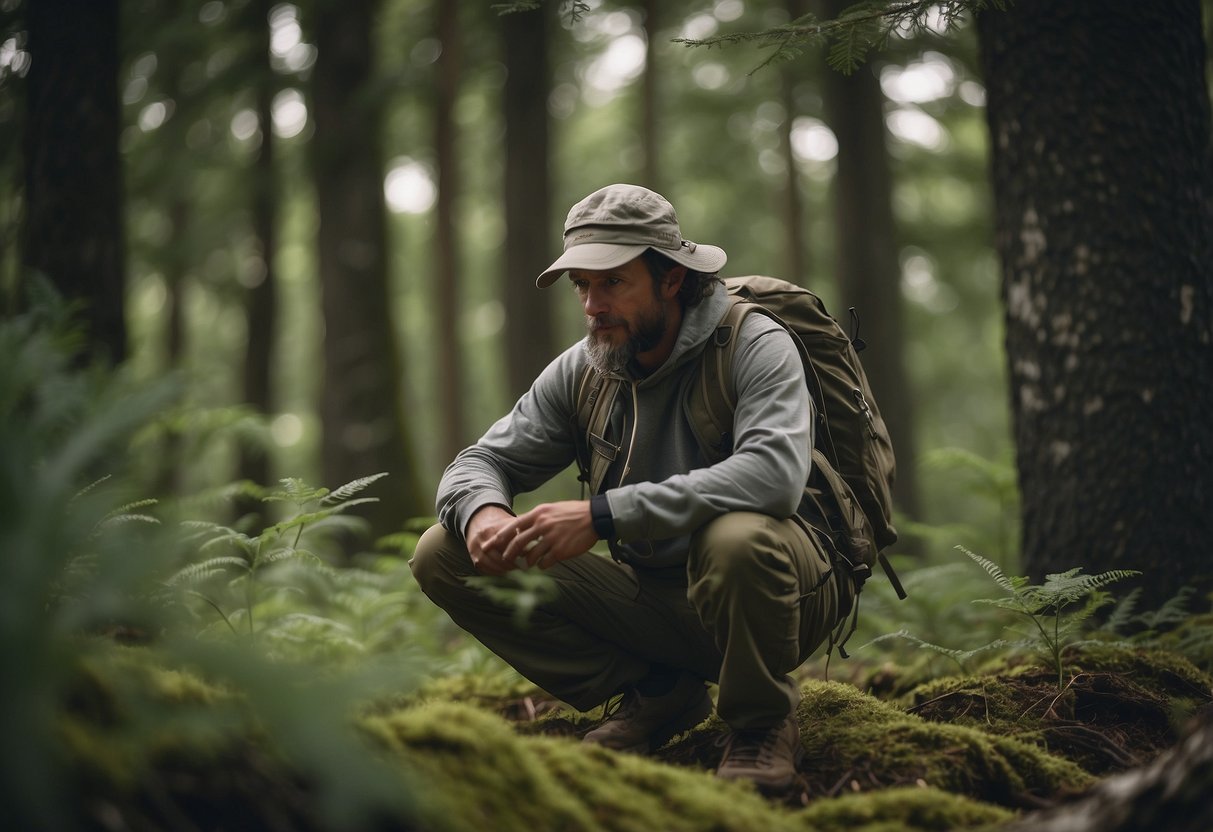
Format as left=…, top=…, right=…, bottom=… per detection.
left=960, top=547, right=1140, bottom=689
left=172, top=473, right=389, bottom=644
left=861, top=629, right=1019, bottom=673
left=322, top=473, right=390, bottom=505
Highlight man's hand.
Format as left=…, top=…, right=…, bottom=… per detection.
left=491, top=501, right=598, bottom=570
left=464, top=505, right=518, bottom=576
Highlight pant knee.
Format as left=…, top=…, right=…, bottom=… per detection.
left=409, top=523, right=469, bottom=597
left=689, top=511, right=782, bottom=583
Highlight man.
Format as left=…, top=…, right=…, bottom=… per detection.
left=411, top=183, right=852, bottom=794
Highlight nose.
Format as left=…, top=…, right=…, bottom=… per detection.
left=582, top=284, right=609, bottom=317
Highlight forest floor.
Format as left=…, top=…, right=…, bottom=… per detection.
left=56, top=637, right=1213, bottom=832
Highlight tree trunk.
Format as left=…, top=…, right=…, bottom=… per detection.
left=501, top=7, right=556, bottom=403
left=433, top=0, right=467, bottom=463
left=780, top=0, right=809, bottom=286
left=818, top=0, right=923, bottom=534
left=640, top=0, right=659, bottom=191
left=21, top=0, right=125, bottom=364
left=239, top=0, right=279, bottom=497
left=977, top=1, right=1213, bottom=607
left=310, top=0, right=424, bottom=538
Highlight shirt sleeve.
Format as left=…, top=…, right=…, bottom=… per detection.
left=435, top=346, right=582, bottom=539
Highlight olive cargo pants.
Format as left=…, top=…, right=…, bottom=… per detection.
left=410, top=511, right=851, bottom=730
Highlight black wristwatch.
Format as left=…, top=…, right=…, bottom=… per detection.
left=590, top=494, right=615, bottom=540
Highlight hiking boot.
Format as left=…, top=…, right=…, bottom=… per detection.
left=715, top=715, right=804, bottom=794
left=582, top=673, right=713, bottom=754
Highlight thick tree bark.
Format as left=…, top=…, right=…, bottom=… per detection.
left=818, top=0, right=923, bottom=532
left=22, top=0, right=125, bottom=364
left=433, top=0, right=467, bottom=464
left=501, top=7, right=556, bottom=403
left=977, top=1, right=1213, bottom=607
left=311, top=0, right=424, bottom=537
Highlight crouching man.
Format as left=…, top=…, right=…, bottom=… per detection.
left=411, top=183, right=852, bottom=794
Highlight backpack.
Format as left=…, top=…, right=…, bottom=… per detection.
left=574, top=275, right=906, bottom=604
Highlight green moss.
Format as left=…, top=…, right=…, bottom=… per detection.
left=363, top=701, right=808, bottom=832
left=799, top=786, right=1013, bottom=831
left=364, top=700, right=1021, bottom=832
left=903, top=644, right=1213, bottom=774
left=791, top=681, right=1090, bottom=807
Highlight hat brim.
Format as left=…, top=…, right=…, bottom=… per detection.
left=535, top=242, right=728, bottom=288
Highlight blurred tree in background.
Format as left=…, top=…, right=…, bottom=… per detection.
left=21, top=0, right=126, bottom=365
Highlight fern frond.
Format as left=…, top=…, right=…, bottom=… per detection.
left=71, top=475, right=113, bottom=502
left=267, top=498, right=379, bottom=538
left=958, top=546, right=1017, bottom=592
left=169, top=557, right=248, bottom=585
left=264, top=477, right=329, bottom=504
left=1101, top=587, right=1141, bottom=634
left=105, top=498, right=159, bottom=517
left=859, top=628, right=1015, bottom=666
left=262, top=547, right=322, bottom=566
left=1136, top=587, right=1194, bottom=630
left=180, top=519, right=239, bottom=541
left=321, top=472, right=389, bottom=505
left=96, top=513, right=160, bottom=531
left=199, top=531, right=255, bottom=556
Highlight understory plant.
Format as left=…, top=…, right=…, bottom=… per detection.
left=866, top=546, right=1141, bottom=690
left=169, top=474, right=388, bottom=641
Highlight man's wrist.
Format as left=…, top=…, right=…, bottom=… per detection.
left=589, top=494, right=615, bottom=540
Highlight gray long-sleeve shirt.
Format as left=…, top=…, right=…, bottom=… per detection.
left=435, top=282, right=812, bottom=569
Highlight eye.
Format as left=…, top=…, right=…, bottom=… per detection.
left=607, top=277, right=623, bottom=287
left=571, top=279, right=588, bottom=293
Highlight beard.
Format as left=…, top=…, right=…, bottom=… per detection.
left=584, top=302, right=667, bottom=376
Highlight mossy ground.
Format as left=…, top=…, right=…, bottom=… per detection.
left=51, top=641, right=1211, bottom=831
left=901, top=644, right=1213, bottom=775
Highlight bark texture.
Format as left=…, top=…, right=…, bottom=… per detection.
left=977, top=1, right=1213, bottom=606
left=22, top=0, right=126, bottom=364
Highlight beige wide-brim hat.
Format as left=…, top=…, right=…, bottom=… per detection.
left=535, top=183, right=728, bottom=288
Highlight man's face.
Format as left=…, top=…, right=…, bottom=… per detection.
left=570, top=257, right=668, bottom=375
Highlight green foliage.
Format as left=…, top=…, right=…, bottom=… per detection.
left=962, top=546, right=1141, bottom=689
left=675, top=0, right=1010, bottom=74
left=918, top=446, right=1019, bottom=561
left=0, top=284, right=180, bottom=828
left=492, top=0, right=590, bottom=24
left=869, top=546, right=1141, bottom=691
left=0, top=289, right=427, bottom=829
left=167, top=472, right=396, bottom=645
left=464, top=568, right=560, bottom=628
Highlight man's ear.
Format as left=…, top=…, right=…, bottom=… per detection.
left=662, top=265, right=687, bottom=300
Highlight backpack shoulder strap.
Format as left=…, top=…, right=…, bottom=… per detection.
left=687, top=298, right=753, bottom=463
left=574, top=366, right=623, bottom=495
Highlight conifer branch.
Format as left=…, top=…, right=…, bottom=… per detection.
left=675, top=0, right=1011, bottom=75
